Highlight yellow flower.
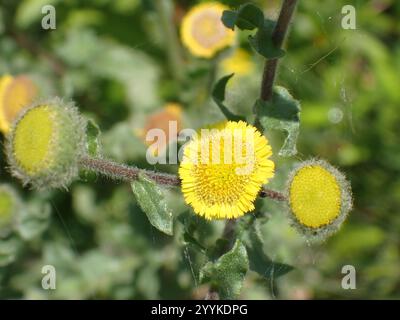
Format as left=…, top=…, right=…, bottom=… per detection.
left=7, top=98, right=87, bottom=189
left=286, top=159, right=352, bottom=239
left=180, top=2, right=235, bottom=58
left=0, top=75, right=38, bottom=133
left=179, top=120, right=274, bottom=220
left=221, top=49, right=254, bottom=77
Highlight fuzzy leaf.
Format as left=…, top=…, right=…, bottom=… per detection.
left=212, top=74, right=246, bottom=122
left=221, top=4, right=284, bottom=59
left=86, top=119, right=101, bottom=157
left=222, top=3, right=264, bottom=30
left=200, top=239, right=249, bottom=299
left=249, top=20, right=285, bottom=59
left=80, top=119, right=102, bottom=182
left=131, top=173, right=173, bottom=236
left=241, top=220, right=293, bottom=280
left=255, top=86, right=301, bottom=156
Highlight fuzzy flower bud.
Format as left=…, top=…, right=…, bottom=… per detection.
left=6, top=98, right=87, bottom=189
left=286, top=159, right=353, bottom=240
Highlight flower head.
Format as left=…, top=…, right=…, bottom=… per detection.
left=221, top=48, right=254, bottom=77
left=138, top=103, right=183, bottom=156
left=286, top=159, right=352, bottom=239
left=7, top=98, right=87, bottom=189
left=0, top=184, right=20, bottom=237
left=179, top=121, right=274, bottom=220
left=181, top=2, right=235, bottom=58
left=0, top=75, right=38, bottom=133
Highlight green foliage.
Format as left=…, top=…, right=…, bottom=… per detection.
left=212, top=74, right=246, bottom=121
left=255, top=86, right=301, bottom=156
left=16, top=201, right=51, bottom=240
left=222, top=3, right=285, bottom=59
left=238, top=218, right=293, bottom=280
left=222, top=3, right=264, bottom=30
left=80, top=119, right=102, bottom=181
left=248, top=20, right=285, bottom=59
left=0, top=0, right=399, bottom=300
left=0, top=237, right=20, bottom=267
left=131, top=174, right=173, bottom=236
left=200, top=239, right=249, bottom=299
left=85, top=119, right=102, bottom=157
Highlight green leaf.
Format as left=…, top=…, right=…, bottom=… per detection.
left=255, top=86, right=301, bottom=156
left=222, top=3, right=264, bottom=30
left=200, top=239, right=249, bottom=299
left=212, top=74, right=246, bottom=122
left=17, top=202, right=51, bottom=240
left=86, top=119, right=102, bottom=157
left=183, top=232, right=206, bottom=254
left=80, top=119, right=102, bottom=182
left=131, top=173, right=173, bottom=236
left=221, top=10, right=237, bottom=30
left=248, top=20, right=285, bottom=59
left=0, top=237, right=20, bottom=267
left=177, top=211, right=214, bottom=255
left=221, top=4, right=284, bottom=59
left=240, top=220, right=293, bottom=280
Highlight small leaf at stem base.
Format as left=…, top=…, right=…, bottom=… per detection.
left=200, top=239, right=249, bottom=299
left=131, top=173, right=173, bottom=236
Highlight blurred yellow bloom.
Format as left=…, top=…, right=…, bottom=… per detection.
left=138, top=103, right=183, bottom=156
left=180, top=2, right=235, bottom=58
left=287, top=159, right=352, bottom=238
left=0, top=75, right=38, bottom=134
left=179, top=121, right=274, bottom=220
left=221, top=49, right=254, bottom=77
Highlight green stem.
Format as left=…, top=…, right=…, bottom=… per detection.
left=260, top=0, right=298, bottom=101
left=79, top=156, right=180, bottom=186
left=207, top=57, right=218, bottom=94
left=155, top=0, right=185, bottom=83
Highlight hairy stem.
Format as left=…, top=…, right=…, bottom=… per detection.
left=259, top=188, right=287, bottom=201
left=260, top=0, right=298, bottom=101
left=79, top=156, right=181, bottom=186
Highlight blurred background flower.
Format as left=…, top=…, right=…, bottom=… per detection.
left=0, top=74, right=38, bottom=133
left=180, top=2, right=235, bottom=58
left=136, top=102, right=183, bottom=157
left=220, top=48, right=255, bottom=77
